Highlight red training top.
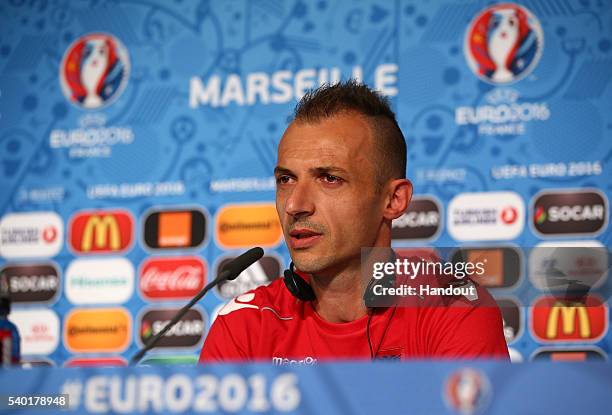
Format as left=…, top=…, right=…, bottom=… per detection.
left=199, top=273, right=509, bottom=364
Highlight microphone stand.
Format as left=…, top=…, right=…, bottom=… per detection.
left=130, top=271, right=229, bottom=365
left=131, top=247, right=263, bottom=365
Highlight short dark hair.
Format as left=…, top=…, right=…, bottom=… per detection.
left=292, top=80, right=407, bottom=187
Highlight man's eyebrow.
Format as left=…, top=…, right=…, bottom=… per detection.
left=274, top=166, right=293, bottom=176
left=311, top=166, right=349, bottom=176
left=274, top=166, right=350, bottom=176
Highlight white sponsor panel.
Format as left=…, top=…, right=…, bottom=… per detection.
left=448, top=191, right=525, bottom=241
left=11, top=309, right=60, bottom=355
left=66, top=258, right=134, bottom=304
left=529, top=241, right=608, bottom=290
left=0, top=212, right=63, bottom=259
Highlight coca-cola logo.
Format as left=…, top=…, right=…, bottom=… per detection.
left=139, top=256, right=206, bottom=300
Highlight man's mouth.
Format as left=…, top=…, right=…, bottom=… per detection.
left=288, top=228, right=322, bottom=249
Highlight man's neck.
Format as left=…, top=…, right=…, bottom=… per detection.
left=309, top=262, right=367, bottom=323
left=306, top=227, right=393, bottom=323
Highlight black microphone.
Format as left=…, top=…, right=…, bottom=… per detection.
left=131, top=247, right=264, bottom=365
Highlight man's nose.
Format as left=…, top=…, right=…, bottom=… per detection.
left=285, top=181, right=315, bottom=219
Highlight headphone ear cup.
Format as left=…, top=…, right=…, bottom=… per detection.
left=283, top=267, right=316, bottom=301
left=363, top=274, right=396, bottom=307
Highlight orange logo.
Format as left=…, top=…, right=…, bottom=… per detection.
left=158, top=211, right=192, bottom=247
left=531, top=296, right=608, bottom=342
left=69, top=210, right=133, bottom=253
left=64, top=308, right=131, bottom=352
left=216, top=204, right=282, bottom=248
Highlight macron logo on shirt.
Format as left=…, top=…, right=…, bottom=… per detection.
left=272, top=356, right=317, bottom=366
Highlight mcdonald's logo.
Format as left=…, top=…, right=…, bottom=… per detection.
left=531, top=295, right=608, bottom=343
left=69, top=210, right=133, bottom=254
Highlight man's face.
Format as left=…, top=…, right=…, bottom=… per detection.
left=275, top=112, right=386, bottom=275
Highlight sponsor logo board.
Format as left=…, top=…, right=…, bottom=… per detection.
left=1, top=263, right=60, bottom=303
left=11, top=309, right=60, bottom=355
left=143, top=208, right=207, bottom=250
left=139, top=308, right=206, bottom=349
left=0, top=212, right=63, bottom=259
left=391, top=196, right=442, bottom=241
left=69, top=210, right=133, bottom=254
left=139, top=256, right=207, bottom=300
left=65, top=257, right=134, bottom=304
left=530, top=347, right=607, bottom=361
left=530, top=295, right=608, bottom=343
left=64, top=308, right=131, bottom=353
left=451, top=246, right=522, bottom=289
left=448, top=192, right=524, bottom=241
left=65, top=357, right=127, bottom=367
left=532, top=189, right=607, bottom=236
left=215, top=204, right=282, bottom=248
left=529, top=241, right=608, bottom=291
left=214, top=255, right=281, bottom=300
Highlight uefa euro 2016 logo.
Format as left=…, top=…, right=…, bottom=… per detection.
left=464, top=3, right=543, bottom=85
left=444, top=368, right=492, bottom=415
left=60, top=33, right=130, bottom=109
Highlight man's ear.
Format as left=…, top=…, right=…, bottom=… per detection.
left=383, top=179, right=412, bottom=220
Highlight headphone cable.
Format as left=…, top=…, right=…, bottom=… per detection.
left=367, top=305, right=398, bottom=360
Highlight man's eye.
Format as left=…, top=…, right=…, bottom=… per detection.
left=322, top=174, right=342, bottom=184
left=276, top=175, right=292, bottom=184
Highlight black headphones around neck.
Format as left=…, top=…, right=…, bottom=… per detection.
left=283, top=262, right=316, bottom=301
left=282, top=261, right=397, bottom=359
left=282, top=262, right=396, bottom=304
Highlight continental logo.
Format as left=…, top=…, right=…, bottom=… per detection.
left=69, top=210, right=133, bottom=254
left=451, top=247, right=521, bottom=289
left=64, top=308, right=131, bottom=353
left=215, top=254, right=281, bottom=300
left=139, top=308, right=205, bottom=349
left=392, top=196, right=441, bottom=241
left=530, top=296, right=608, bottom=343
left=143, top=208, right=207, bottom=249
left=532, top=189, right=607, bottom=236
left=1, top=263, right=60, bottom=303
left=215, top=203, right=282, bottom=248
